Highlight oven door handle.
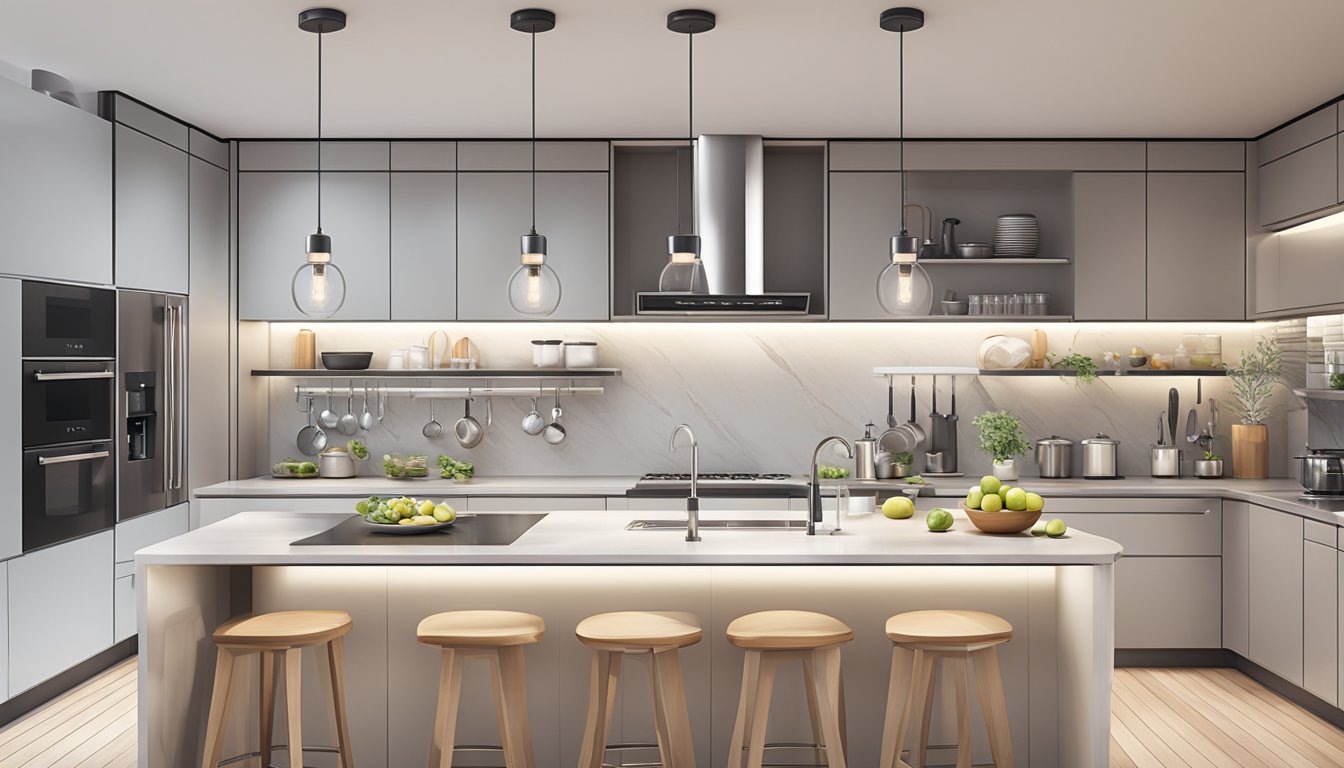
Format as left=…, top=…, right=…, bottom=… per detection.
left=37, top=450, right=111, bottom=466
left=32, top=371, right=114, bottom=381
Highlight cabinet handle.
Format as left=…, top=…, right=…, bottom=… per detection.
left=38, top=449, right=110, bottom=466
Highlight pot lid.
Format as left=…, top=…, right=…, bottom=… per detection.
left=1037, top=435, right=1074, bottom=446
left=1082, top=434, right=1119, bottom=445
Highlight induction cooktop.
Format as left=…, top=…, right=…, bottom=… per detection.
left=292, top=513, right=546, bottom=547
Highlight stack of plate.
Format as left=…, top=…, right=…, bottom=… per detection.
left=994, top=214, right=1040, bottom=257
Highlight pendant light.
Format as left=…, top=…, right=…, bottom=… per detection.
left=507, top=8, right=562, bottom=316
left=659, top=10, right=715, bottom=294
left=876, top=7, right=932, bottom=317
left=292, top=8, right=348, bottom=318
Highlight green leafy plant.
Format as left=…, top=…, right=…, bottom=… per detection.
left=1047, top=352, right=1098, bottom=385
left=1331, top=373, right=1344, bottom=391
left=892, top=452, right=914, bottom=466
left=1225, top=336, right=1282, bottom=424
left=971, top=410, right=1030, bottom=464
left=1202, top=450, right=1223, bottom=461
left=437, top=455, right=475, bottom=482
left=346, top=439, right=369, bottom=461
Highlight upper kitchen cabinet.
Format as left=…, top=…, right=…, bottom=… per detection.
left=114, top=124, right=189, bottom=294
left=238, top=172, right=391, bottom=320
left=829, top=141, right=1144, bottom=171
left=1146, top=172, right=1245, bottom=320
left=1257, top=107, right=1340, bottom=229
left=457, top=141, right=609, bottom=172
left=391, top=172, right=457, bottom=320
left=828, top=172, right=899, bottom=320
left=0, top=77, right=112, bottom=285
left=238, top=140, right=390, bottom=171
left=1072, top=173, right=1145, bottom=320
left=188, top=156, right=231, bottom=504
left=456, top=171, right=609, bottom=321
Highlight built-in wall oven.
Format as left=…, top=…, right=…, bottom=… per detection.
left=21, top=281, right=117, bottom=553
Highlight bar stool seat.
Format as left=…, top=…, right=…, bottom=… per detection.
left=575, top=611, right=700, bottom=768
left=879, top=610, right=1015, bottom=768
left=727, top=610, right=852, bottom=768
left=417, top=610, right=544, bottom=768
left=200, top=610, right=355, bottom=768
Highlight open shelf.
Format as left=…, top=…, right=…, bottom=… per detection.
left=894, top=315, right=1073, bottom=322
left=1294, top=388, right=1344, bottom=401
left=921, top=258, right=1070, bottom=266
left=874, top=367, right=1226, bottom=377
left=252, top=368, right=621, bottom=378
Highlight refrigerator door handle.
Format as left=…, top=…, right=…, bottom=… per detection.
left=164, top=304, right=177, bottom=491
left=170, top=301, right=186, bottom=492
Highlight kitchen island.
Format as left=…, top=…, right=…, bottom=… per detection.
left=137, top=506, right=1120, bottom=768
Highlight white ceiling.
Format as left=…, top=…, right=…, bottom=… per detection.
left=2, top=0, right=1343, bottom=139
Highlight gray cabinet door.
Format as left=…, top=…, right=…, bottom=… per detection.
left=1072, top=173, right=1146, bottom=320
left=391, top=173, right=457, bottom=320
left=1249, top=505, right=1304, bottom=685
left=1304, top=540, right=1338, bottom=705
left=1115, top=557, right=1222, bottom=648
left=1222, top=500, right=1250, bottom=657
left=0, top=561, right=6, bottom=702
left=456, top=172, right=609, bottom=321
left=113, top=574, right=134, bottom=643
left=116, top=125, right=189, bottom=294
left=8, top=531, right=114, bottom=696
left=0, top=78, right=112, bottom=285
left=239, top=172, right=391, bottom=320
left=828, top=172, right=899, bottom=320
left=1259, top=139, right=1338, bottom=228
left=189, top=158, right=231, bottom=502
left=1147, top=173, right=1245, bottom=320
left=0, top=280, right=19, bottom=562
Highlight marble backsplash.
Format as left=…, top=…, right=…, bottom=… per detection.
left=260, top=321, right=1302, bottom=480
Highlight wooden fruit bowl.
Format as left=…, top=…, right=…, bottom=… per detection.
left=962, top=504, right=1042, bottom=534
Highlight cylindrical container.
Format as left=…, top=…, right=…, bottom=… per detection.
left=293, top=329, right=316, bottom=369
left=531, top=340, right=563, bottom=367
left=1232, top=423, right=1269, bottom=479
left=1297, top=450, right=1344, bottom=494
left=318, top=447, right=356, bottom=478
left=407, top=344, right=430, bottom=369
left=874, top=451, right=894, bottom=479
left=1151, top=445, right=1182, bottom=478
left=853, top=427, right=877, bottom=480
left=563, top=341, right=598, bottom=368
left=387, top=349, right=406, bottom=369
left=1035, top=436, right=1074, bottom=478
left=925, top=452, right=947, bottom=474
left=1081, top=434, right=1120, bottom=478
left=1194, top=459, right=1223, bottom=479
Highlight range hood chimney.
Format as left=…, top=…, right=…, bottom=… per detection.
left=696, top=134, right=764, bottom=294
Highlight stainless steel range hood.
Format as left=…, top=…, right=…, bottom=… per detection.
left=636, top=134, right=810, bottom=315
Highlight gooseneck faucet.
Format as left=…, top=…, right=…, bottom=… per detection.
left=809, top=435, right=854, bottom=536
left=670, top=424, right=701, bottom=542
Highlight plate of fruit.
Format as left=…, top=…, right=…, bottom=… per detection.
left=962, top=476, right=1045, bottom=534
left=356, top=495, right=459, bottom=534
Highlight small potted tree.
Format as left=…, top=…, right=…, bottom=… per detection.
left=1226, top=336, right=1282, bottom=479
left=972, top=410, right=1030, bottom=481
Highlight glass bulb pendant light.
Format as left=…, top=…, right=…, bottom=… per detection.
left=507, top=8, right=561, bottom=316
left=660, top=9, right=716, bottom=294
left=876, top=7, right=931, bottom=317
left=293, top=8, right=348, bottom=318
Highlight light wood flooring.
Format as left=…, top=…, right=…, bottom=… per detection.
left=1, top=660, right=1342, bottom=767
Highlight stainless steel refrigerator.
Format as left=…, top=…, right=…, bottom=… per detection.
left=117, top=290, right=187, bottom=521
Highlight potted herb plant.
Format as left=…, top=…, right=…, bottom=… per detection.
left=1225, top=336, right=1282, bottom=479
left=972, top=410, right=1030, bottom=481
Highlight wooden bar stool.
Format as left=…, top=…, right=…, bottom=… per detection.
left=200, top=609, right=355, bottom=768
left=726, top=610, right=853, bottom=768
left=878, top=610, right=1015, bottom=768
left=575, top=611, right=702, bottom=768
left=417, top=610, right=545, bottom=768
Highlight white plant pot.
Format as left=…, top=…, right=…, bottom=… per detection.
left=992, top=459, right=1019, bottom=482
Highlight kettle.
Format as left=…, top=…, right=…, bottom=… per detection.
left=940, top=218, right=962, bottom=259
left=854, top=423, right=877, bottom=480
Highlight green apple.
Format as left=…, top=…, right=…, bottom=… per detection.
left=979, top=475, right=1002, bottom=495
left=1004, top=487, right=1028, bottom=511
left=965, top=489, right=985, bottom=510
left=882, top=496, right=915, bottom=519
left=1030, top=521, right=1049, bottom=536
left=417, top=499, right=436, bottom=517
left=433, top=503, right=457, bottom=523
left=1046, top=519, right=1068, bottom=538
left=926, top=508, right=954, bottom=532
left=1025, top=492, right=1045, bottom=512
left=980, top=493, right=1003, bottom=513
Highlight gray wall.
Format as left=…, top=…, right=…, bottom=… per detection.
left=261, top=321, right=1300, bottom=480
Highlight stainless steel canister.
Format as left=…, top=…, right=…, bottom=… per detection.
left=1035, top=436, right=1074, bottom=478
left=1080, top=434, right=1120, bottom=478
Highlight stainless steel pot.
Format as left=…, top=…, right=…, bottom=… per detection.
left=318, top=447, right=356, bottom=478
left=1150, top=445, right=1182, bottom=478
left=1035, top=436, right=1074, bottom=478
left=1081, top=434, right=1119, bottom=479
left=1298, top=450, right=1344, bottom=494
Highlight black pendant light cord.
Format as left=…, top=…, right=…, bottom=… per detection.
left=530, top=28, right=537, bottom=235
left=898, top=27, right=906, bottom=237
left=688, top=28, right=694, bottom=235
left=316, top=29, right=323, bottom=233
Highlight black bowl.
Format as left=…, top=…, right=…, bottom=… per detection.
left=321, top=351, right=373, bottom=370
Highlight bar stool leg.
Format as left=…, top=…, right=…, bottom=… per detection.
left=283, top=648, right=304, bottom=768
left=878, top=646, right=913, bottom=768
left=489, top=653, right=517, bottom=768
left=497, top=646, right=535, bottom=768
left=259, top=651, right=279, bottom=768
left=727, top=650, right=761, bottom=768
left=810, top=647, right=847, bottom=768
left=916, top=654, right=939, bottom=768
left=326, top=637, right=356, bottom=768
left=802, top=654, right=826, bottom=768
left=972, top=648, right=1014, bottom=768
left=652, top=647, right=695, bottom=768
left=950, top=657, right=972, bottom=768
left=200, top=648, right=238, bottom=768
left=648, top=653, right=675, bottom=765
left=577, top=651, right=621, bottom=768
left=744, top=653, right=778, bottom=768
left=430, top=649, right=465, bottom=768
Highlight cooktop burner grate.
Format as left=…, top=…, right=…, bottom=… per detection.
left=639, top=472, right=793, bottom=482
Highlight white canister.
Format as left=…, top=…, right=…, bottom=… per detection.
left=407, top=344, right=430, bottom=369
left=563, top=341, right=598, bottom=368
left=531, top=340, right=563, bottom=367
left=387, top=349, right=406, bottom=369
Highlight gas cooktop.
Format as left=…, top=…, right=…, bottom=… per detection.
left=630, top=472, right=806, bottom=498
left=639, top=472, right=794, bottom=483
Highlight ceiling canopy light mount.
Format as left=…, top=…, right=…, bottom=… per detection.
left=297, top=8, right=346, bottom=34
left=666, top=9, right=716, bottom=35
left=510, top=8, right=555, bottom=34
left=879, top=7, right=924, bottom=33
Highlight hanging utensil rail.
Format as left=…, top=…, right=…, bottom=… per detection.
left=293, top=384, right=605, bottom=400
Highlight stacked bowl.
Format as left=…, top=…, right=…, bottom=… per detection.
left=993, top=214, right=1040, bottom=257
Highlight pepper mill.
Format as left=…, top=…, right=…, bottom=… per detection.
left=854, top=423, right=877, bottom=480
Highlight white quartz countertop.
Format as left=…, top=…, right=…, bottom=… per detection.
left=136, top=508, right=1123, bottom=566
left=193, top=475, right=642, bottom=498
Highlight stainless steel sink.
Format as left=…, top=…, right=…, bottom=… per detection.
left=626, top=519, right=807, bottom=531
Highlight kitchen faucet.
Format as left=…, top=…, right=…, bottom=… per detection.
left=809, top=436, right=854, bottom=536
left=670, top=424, right=700, bottom=542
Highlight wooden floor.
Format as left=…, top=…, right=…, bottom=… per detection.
left=2, top=660, right=1343, bottom=767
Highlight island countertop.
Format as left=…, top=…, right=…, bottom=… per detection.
left=136, top=507, right=1122, bottom=566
